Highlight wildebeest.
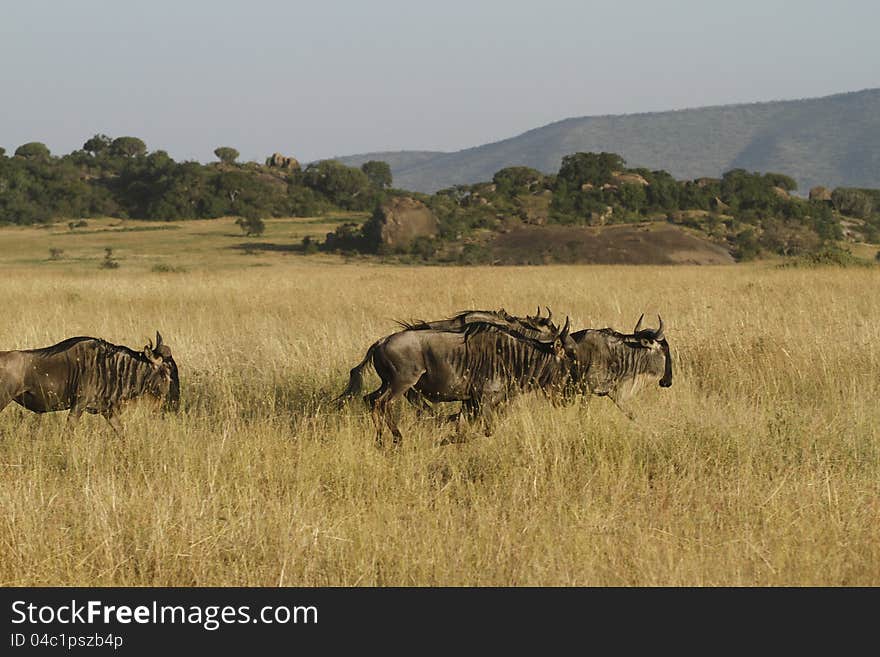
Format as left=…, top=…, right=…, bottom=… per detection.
left=338, top=314, right=573, bottom=444
left=568, top=314, right=672, bottom=417
left=0, top=332, right=180, bottom=433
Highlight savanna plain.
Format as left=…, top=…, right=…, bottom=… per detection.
left=1, top=217, right=878, bottom=585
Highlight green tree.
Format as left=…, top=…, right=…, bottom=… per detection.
left=83, top=134, right=112, bottom=156
left=732, top=228, right=759, bottom=261
left=763, top=172, right=797, bottom=191
left=720, top=169, right=777, bottom=212
left=645, top=169, right=680, bottom=210
left=557, top=152, right=625, bottom=188
left=831, top=188, right=873, bottom=219
left=618, top=183, right=647, bottom=214
left=492, top=166, right=543, bottom=196
left=303, top=160, right=373, bottom=209
left=235, top=213, right=265, bottom=236
left=110, top=136, right=147, bottom=158
left=14, top=142, right=51, bottom=160
left=214, top=147, right=240, bottom=164
left=0, top=147, right=6, bottom=158
left=360, top=160, right=392, bottom=189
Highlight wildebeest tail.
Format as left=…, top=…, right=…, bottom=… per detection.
left=335, top=340, right=380, bottom=406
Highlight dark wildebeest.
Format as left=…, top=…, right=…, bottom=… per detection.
left=0, top=332, right=180, bottom=433
left=393, top=307, right=565, bottom=414
left=338, top=315, right=573, bottom=445
left=568, top=314, right=672, bottom=418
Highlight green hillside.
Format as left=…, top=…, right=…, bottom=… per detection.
left=336, top=88, right=880, bottom=193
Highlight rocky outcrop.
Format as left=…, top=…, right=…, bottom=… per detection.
left=370, top=197, right=439, bottom=250
left=265, top=152, right=300, bottom=170
left=710, top=196, right=731, bottom=213
left=772, top=186, right=791, bottom=199
left=809, top=186, right=833, bottom=202
left=611, top=171, right=650, bottom=186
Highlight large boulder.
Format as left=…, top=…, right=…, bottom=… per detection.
left=611, top=171, right=650, bottom=186
left=370, top=197, right=439, bottom=250
left=809, top=186, right=832, bottom=202
left=265, top=152, right=300, bottom=170
left=710, top=196, right=731, bottom=213
left=772, top=186, right=791, bottom=199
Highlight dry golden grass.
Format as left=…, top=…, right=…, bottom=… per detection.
left=0, top=225, right=878, bottom=585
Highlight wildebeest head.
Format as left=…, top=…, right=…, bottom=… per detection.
left=554, top=315, right=576, bottom=361
left=143, top=331, right=180, bottom=410
left=629, top=314, right=673, bottom=388
left=520, top=307, right=576, bottom=360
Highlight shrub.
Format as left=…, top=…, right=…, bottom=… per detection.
left=100, top=247, right=119, bottom=269
left=48, top=248, right=64, bottom=260
left=779, top=245, right=866, bottom=268
left=235, top=215, right=265, bottom=237
left=151, top=263, right=187, bottom=273
left=831, top=188, right=873, bottom=219
left=732, top=228, right=759, bottom=261
left=301, top=236, right=319, bottom=255
left=457, top=243, right=492, bottom=265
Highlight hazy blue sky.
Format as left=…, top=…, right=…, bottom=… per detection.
left=2, top=0, right=878, bottom=163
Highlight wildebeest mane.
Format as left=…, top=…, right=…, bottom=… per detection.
left=396, top=309, right=558, bottom=344
left=23, top=336, right=148, bottom=362
left=460, top=321, right=558, bottom=349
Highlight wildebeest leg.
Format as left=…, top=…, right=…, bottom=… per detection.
left=548, top=384, right=567, bottom=408
left=405, top=389, right=433, bottom=417
left=365, top=383, right=388, bottom=445
left=478, top=399, right=500, bottom=437
left=608, top=394, right=635, bottom=421
left=65, top=407, right=83, bottom=433
left=444, top=405, right=464, bottom=424
left=380, top=386, right=406, bottom=445
left=103, top=409, right=123, bottom=436
left=452, top=398, right=484, bottom=441
left=377, top=376, right=422, bottom=446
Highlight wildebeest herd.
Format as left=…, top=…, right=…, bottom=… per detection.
left=0, top=310, right=671, bottom=444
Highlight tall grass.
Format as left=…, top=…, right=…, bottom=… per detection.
left=1, top=263, right=878, bottom=585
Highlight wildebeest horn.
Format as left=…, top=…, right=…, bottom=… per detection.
left=654, top=315, right=665, bottom=341
left=545, top=307, right=552, bottom=322
left=156, top=331, right=163, bottom=347
left=633, top=313, right=644, bottom=333
left=560, top=316, right=570, bottom=338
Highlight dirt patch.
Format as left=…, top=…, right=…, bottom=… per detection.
left=488, top=222, right=734, bottom=265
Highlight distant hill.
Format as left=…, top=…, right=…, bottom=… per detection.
left=329, top=150, right=444, bottom=172
left=335, top=88, right=880, bottom=193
